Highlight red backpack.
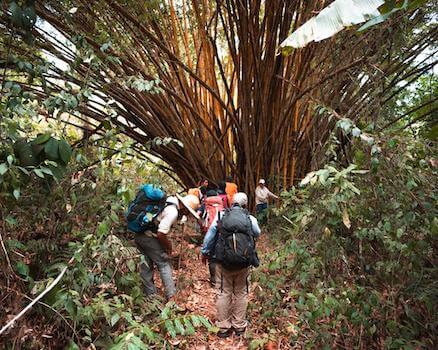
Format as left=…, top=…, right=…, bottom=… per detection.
left=202, top=196, right=224, bottom=233
left=218, top=193, right=229, bottom=208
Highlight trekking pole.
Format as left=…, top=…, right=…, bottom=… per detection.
left=178, top=219, right=186, bottom=269
left=175, top=218, right=185, bottom=290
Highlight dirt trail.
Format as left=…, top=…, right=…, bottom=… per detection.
left=171, top=225, right=252, bottom=350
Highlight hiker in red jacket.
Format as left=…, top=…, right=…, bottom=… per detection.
left=217, top=181, right=230, bottom=208
left=200, top=190, right=224, bottom=286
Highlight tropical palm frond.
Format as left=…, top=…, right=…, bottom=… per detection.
left=281, top=0, right=384, bottom=49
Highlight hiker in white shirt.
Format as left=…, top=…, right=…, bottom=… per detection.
left=255, top=179, right=278, bottom=223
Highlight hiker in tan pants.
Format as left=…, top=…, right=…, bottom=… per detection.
left=201, top=192, right=261, bottom=338
left=215, top=264, right=250, bottom=332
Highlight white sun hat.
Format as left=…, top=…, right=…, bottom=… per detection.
left=232, top=192, right=248, bottom=206
left=175, top=193, right=200, bottom=219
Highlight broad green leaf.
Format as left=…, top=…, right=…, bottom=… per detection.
left=358, top=0, right=408, bottom=31
left=40, top=166, right=53, bottom=176
left=0, top=163, right=8, bottom=175
left=5, top=216, right=17, bottom=226
left=58, top=139, right=72, bottom=164
left=281, top=0, right=384, bottom=49
left=34, top=133, right=51, bottom=144
left=17, top=166, right=30, bottom=175
left=16, top=261, right=29, bottom=277
left=66, top=341, right=80, bottom=350
left=111, top=313, right=120, bottom=327
left=7, top=155, right=14, bottom=165
left=44, top=138, right=59, bottom=160
left=34, top=169, right=45, bottom=178
left=13, top=188, right=20, bottom=200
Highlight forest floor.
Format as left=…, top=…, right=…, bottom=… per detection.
left=167, top=222, right=266, bottom=350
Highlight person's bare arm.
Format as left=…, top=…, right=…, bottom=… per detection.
left=268, top=188, right=279, bottom=199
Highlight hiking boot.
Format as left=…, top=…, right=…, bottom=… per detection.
left=217, top=329, right=232, bottom=338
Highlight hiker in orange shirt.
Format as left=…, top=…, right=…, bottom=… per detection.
left=225, top=176, right=237, bottom=204
left=188, top=179, right=209, bottom=202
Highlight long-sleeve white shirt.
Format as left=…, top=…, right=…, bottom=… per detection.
left=255, top=185, right=278, bottom=205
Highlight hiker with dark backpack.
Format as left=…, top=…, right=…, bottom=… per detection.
left=200, top=192, right=261, bottom=338
left=126, top=185, right=200, bottom=299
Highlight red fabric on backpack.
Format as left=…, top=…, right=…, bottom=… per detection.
left=203, top=196, right=224, bottom=232
left=218, top=193, right=229, bottom=208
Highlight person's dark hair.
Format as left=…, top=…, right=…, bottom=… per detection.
left=198, top=179, right=208, bottom=187
left=226, top=176, right=233, bottom=182
left=207, top=181, right=218, bottom=192
left=200, top=185, right=207, bottom=195
left=206, top=189, right=218, bottom=197
left=218, top=181, right=226, bottom=191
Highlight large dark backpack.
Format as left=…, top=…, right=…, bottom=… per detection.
left=126, top=184, right=167, bottom=233
left=215, top=206, right=259, bottom=270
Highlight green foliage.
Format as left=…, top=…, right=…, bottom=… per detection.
left=253, top=128, right=437, bottom=348
left=8, top=0, right=37, bottom=42
left=0, top=133, right=72, bottom=199
left=384, top=74, right=438, bottom=140
left=0, top=149, right=205, bottom=348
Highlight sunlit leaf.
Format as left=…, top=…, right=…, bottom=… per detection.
left=342, top=207, right=352, bottom=229
left=13, top=188, right=20, bottom=200
left=281, top=0, right=384, bottom=49
left=110, top=313, right=120, bottom=327
left=0, top=163, right=8, bottom=175
left=34, top=133, right=51, bottom=144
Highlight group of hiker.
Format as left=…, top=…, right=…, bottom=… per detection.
left=126, top=177, right=279, bottom=338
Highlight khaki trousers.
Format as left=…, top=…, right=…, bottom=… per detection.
left=215, top=264, right=250, bottom=332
